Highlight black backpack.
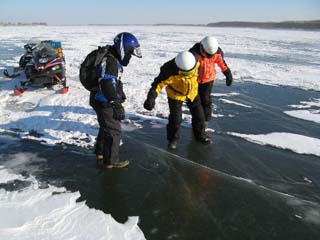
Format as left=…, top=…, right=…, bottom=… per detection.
left=79, top=46, right=109, bottom=91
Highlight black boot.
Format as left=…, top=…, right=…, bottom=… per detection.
left=103, top=160, right=130, bottom=169
left=196, top=137, right=212, bottom=145
left=96, top=154, right=104, bottom=165
left=168, top=140, right=178, bottom=150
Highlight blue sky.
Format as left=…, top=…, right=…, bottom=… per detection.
left=0, top=0, right=319, bottom=25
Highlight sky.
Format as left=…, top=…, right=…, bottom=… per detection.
left=0, top=0, right=319, bottom=25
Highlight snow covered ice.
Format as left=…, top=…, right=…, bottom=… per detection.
left=228, top=132, right=320, bottom=157
left=0, top=26, right=319, bottom=150
left=0, top=25, right=320, bottom=239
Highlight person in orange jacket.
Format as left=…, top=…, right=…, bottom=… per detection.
left=189, top=36, right=233, bottom=125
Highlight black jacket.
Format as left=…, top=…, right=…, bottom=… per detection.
left=95, top=46, right=126, bottom=103
left=150, top=58, right=179, bottom=90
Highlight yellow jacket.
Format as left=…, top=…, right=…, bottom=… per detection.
left=153, top=61, right=200, bottom=102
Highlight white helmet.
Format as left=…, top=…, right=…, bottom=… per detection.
left=175, top=51, right=196, bottom=71
left=200, top=36, right=219, bottom=55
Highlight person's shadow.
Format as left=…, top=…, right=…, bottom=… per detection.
left=94, top=170, right=130, bottom=223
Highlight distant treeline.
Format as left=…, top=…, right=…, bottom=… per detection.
left=207, top=20, right=320, bottom=30
left=153, top=23, right=205, bottom=27
left=0, top=22, right=47, bottom=26
left=1, top=20, right=319, bottom=29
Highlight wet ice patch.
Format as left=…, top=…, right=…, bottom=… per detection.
left=0, top=152, right=47, bottom=176
left=228, top=132, right=320, bottom=157
left=304, top=208, right=320, bottom=225
left=0, top=167, right=146, bottom=240
left=286, top=198, right=320, bottom=225
left=0, top=134, right=19, bottom=150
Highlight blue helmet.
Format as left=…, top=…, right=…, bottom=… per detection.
left=113, top=32, right=142, bottom=65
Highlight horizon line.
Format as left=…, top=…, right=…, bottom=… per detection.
left=1, top=19, right=320, bottom=26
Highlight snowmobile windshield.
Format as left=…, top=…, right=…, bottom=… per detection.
left=32, top=42, right=59, bottom=63
left=23, top=39, right=40, bottom=53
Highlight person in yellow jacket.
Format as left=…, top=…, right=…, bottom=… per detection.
left=143, top=51, right=212, bottom=149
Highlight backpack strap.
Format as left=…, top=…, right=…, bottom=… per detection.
left=94, top=46, right=109, bottom=67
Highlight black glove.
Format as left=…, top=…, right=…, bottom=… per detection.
left=144, top=89, right=157, bottom=111
left=223, top=68, right=233, bottom=86
left=110, top=100, right=125, bottom=121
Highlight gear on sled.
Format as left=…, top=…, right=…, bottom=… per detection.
left=4, top=40, right=69, bottom=95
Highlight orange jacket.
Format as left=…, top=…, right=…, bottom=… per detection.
left=190, top=43, right=229, bottom=84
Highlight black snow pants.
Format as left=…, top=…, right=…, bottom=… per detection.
left=167, top=95, right=206, bottom=142
left=198, top=81, right=214, bottom=121
left=90, top=92, right=121, bottom=164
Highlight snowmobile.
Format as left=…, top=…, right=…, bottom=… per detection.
left=3, top=40, right=69, bottom=95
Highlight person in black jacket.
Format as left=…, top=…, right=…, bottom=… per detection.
left=90, top=32, right=142, bottom=168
